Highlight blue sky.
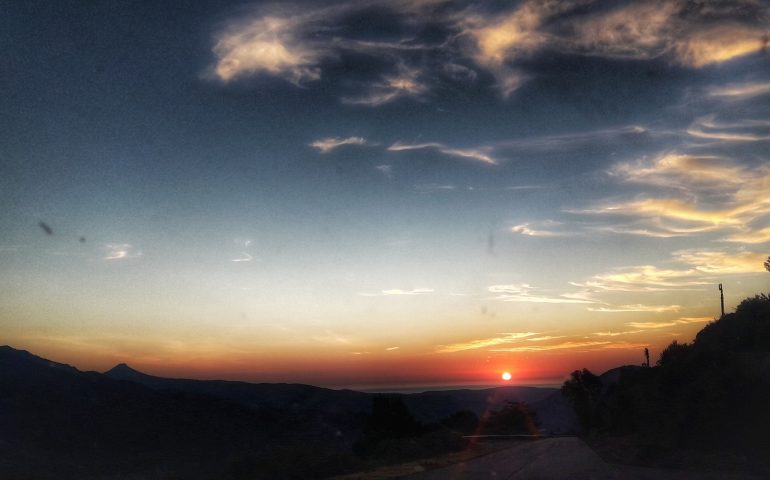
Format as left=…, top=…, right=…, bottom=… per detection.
left=1, top=0, right=769, bottom=387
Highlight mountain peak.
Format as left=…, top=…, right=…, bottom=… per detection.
left=105, top=363, right=147, bottom=380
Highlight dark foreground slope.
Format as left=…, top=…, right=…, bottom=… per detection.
left=0, top=346, right=569, bottom=479
left=0, top=347, right=361, bottom=479
left=562, top=293, right=770, bottom=474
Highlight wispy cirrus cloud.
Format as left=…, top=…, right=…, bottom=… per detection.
left=627, top=317, right=711, bottom=330
left=342, top=65, right=429, bottom=106
left=212, top=10, right=326, bottom=84
left=310, top=136, right=367, bottom=153
left=573, top=265, right=707, bottom=292
left=413, top=184, right=456, bottom=193
left=593, top=330, right=644, bottom=337
left=231, top=252, right=254, bottom=262
left=709, top=81, right=770, bottom=100
left=210, top=1, right=770, bottom=101
left=103, top=243, right=142, bottom=261
left=672, top=249, right=768, bottom=274
left=436, top=332, right=538, bottom=353
left=565, top=1, right=768, bottom=68
left=723, top=227, right=770, bottom=244
left=574, top=246, right=769, bottom=296
left=583, top=153, right=770, bottom=241
left=359, top=288, right=435, bottom=297
left=375, top=164, right=393, bottom=178
left=589, top=304, right=681, bottom=313
left=510, top=221, right=565, bottom=237
left=686, top=116, right=770, bottom=142
left=490, top=340, right=650, bottom=353
left=488, top=283, right=595, bottom=304
left=388, top=141, right=498, bottom=165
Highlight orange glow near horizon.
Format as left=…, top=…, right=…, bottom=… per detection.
left=4, top=331, right=667, bottom=390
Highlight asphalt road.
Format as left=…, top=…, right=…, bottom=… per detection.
left=404, top=437, right=761, bottom=480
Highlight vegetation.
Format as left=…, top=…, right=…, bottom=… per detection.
left=476, top=401, right=539, bottom=436
left=562, top=293, right=770, bottom=472
left=353, top=395, right=469, bottom=463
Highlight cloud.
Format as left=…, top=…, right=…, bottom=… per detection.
left=385, top=346, right=400, bottom=351
left=576, top=248, right=768, bottom=295
left=510, top=221, right=564, bottom=237
left=413, top=184, right=457, bottom=192
left=526, top=335, right=566, bottom=342
left=497, top=125, right=651, bottom=154
left=388, top=141, right=498, bottom=164
left=589, top=304, right=681, bottom=313
left=436, top=332, right=538, bottom=353
left=209, top=0, right=770, bottom=102
left=490, top=340, right=612, bottom=353
left=678, top=317, right=712, bottom=324
left=586, top=153, right=770, bottom=241
left=455, top=0, right=769, bottom=96
left=568, top=0, right=678, bottom=61
left=488, top=283, right=596, bottom=304
left=103, top=243, right=142, bottom=261
left=342, top=65, right=429, bottom=106
left=212, top=11, right=326, bottom=84
left=565, top=0, right=769, bottom=67
left=375, top=164, right=393, bottom=178
left=674, top=24, right=769, bottom=68
left=458, top=2, right=550, bottom=96
left=610, top=153, right=747, bottom=188
left=311, top=330, right=353, bottom=345
left=709, top=82, right=770, bottom=100
left=723, top=227, right=770, bottom=244
left=231, top=253, right=254, bottom=262
left=686, top=116, right=770, bottom=142
left=593, top=330, right=644, bottom=337
left=574, top=265, right=707, bottom=292
left=310, top=136, right=367, bottom=153
left=359, top=288, right=435, bottom=297
left=596, top=318, right=708, bottom=334
left=673, top=249, right=768, bottom=274
left=598, top=341, right=650, bottom=350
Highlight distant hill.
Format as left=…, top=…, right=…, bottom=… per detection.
left=104, top=361, right=372, bottom=416
left=0, top=345, right=571, bottom=479
left=103, top=361, right=562, bottom=424
left=0, top=346, right=362, bottom=479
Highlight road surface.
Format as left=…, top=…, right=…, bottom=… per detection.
left=404, top=437, right=761, bottom=480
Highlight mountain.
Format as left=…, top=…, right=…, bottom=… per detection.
left=103, top=361, right=562, bottom=423
left=104, top=361, right=372, bottom=415
left=0, top=345, right=572, bottom=479
left=0, top=346, right=361, bottom=479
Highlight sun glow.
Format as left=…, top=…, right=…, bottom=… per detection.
left=501, top=371, right=512, bottom=381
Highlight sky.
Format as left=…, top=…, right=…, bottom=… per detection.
left=1, top=0, right=769, bottom=389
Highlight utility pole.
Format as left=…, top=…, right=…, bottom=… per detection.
left=719, top=283, right=724, bottom=317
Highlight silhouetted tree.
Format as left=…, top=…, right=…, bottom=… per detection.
left=764, top=255, right=770, bottom=272
left=478, top=402, right=538, bottom=435
left=363, top=395, right=420, bottom=439
left=440, top=410, right=479, bottom=435
left=561, top=368, right=602, bottom=431
left=657, top=340, right=691, bottom=368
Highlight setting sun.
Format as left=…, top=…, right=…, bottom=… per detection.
left=501, top=371, right=512, bottom=381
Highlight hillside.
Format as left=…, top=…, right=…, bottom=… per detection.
left=0, top=346, right=570, bottom=479
left=561, top=293, right=770, bottom=474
